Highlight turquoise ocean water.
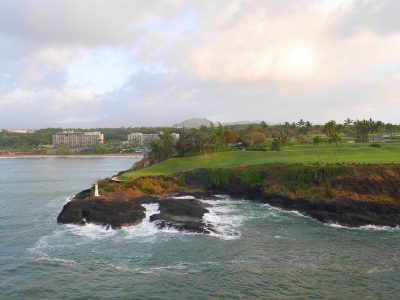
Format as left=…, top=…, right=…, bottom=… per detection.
left=0, top=157, right=399, bottom=299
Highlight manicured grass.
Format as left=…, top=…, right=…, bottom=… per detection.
left=120, top=143, right=400, bottom=180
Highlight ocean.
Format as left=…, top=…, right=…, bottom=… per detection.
left=0, top=157, right=399, bottom=299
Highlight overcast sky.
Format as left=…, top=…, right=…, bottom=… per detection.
left=0, top=0, right=399, bottom=128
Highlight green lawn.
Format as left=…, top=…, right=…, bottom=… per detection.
left=120, top=143, right=400, bottom=180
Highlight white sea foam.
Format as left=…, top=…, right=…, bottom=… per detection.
left=109, top=262, right=200, bottom=274
left=327, top=223, right=400, bottom=232
left=263, top=204, right=400, bottom=232
left=61, top=199, right=250, bottom=240
left=262, top=203, right=308, bottom=218
left=213, top=194, right=230, bottom=199
left=35, top=256, right=77, bottom=265
left=64, top=223, right=118, bottom=239
left=122, top=203, right=170, bottom=238
left=201, top=198, right=245, bottom=240
left=64, top=196, right=73, bottom=204
left=172, top=195, right=196, bottom=200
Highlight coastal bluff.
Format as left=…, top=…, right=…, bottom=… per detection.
left=57, top=164, right=400, bottom=230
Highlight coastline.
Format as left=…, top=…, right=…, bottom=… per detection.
left=57, top=163, right=400, bottom=230
left=0, top=153, right=144, bottom=159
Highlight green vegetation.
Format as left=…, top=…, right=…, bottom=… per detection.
left=240, top=169, right=262, bottom=184
left=120, top=143, right=400, bottom=180
left=207, top=168, right=232, bottom=186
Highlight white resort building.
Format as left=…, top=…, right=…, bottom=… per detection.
left=53, top=131, right=104, bottom=148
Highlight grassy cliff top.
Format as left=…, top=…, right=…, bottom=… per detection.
left=120, top=143, right=400, bottom=180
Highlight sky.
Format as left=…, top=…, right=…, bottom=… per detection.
left=0, top=0, right=399, bottom=129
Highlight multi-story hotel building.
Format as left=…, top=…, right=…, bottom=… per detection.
left=53, top=131, right=104, bottom=148
left=127, top=132, right=180, bottom=145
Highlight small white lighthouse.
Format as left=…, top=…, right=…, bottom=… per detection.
left=94, top=184, right=100, bottom=197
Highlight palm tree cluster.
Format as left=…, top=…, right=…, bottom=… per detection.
left=165, top=117, right=400, bottom=161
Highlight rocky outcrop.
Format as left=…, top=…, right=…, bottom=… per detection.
left=57, top=191, right=211, bottom=232
left=57, top=192, right=151, bottom=229
left=150, top=198, right=211, bottom=233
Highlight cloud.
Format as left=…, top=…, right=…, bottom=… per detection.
left=0, top=0, right=184, bottom=46
left=0, top=0, right=400, bottom=128
left=0, top=88, right=99, bottom=110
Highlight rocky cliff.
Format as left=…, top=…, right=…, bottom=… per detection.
left=57, top=164, right=400, bottom=230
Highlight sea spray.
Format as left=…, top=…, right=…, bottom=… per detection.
left=201, top=197, right=246, bottom=240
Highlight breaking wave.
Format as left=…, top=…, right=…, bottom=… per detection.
left=200, top=197, right=247, bottom=240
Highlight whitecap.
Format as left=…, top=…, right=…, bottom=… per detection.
left=35, top=256, right=76, bottom=265
left=326, top=222, right=400, bottom=232
left=64, top=223, right=118, bottom=239
left=121, top=203, right=165, bottom=238
left=201, top=198, right=245, bottom=240
left=262, top=203, right=310, bottom=219
left=172, top=195, right=196, bottom=200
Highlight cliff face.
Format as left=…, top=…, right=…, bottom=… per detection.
left=57, top=164, right=400, bottom=230
left=180, top=164, right=400, bottom=227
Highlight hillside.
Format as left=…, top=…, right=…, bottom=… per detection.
left=173, top=118, right=213, bottom=128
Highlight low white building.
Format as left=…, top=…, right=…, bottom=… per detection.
left=127, top=132, right=180, bottom=145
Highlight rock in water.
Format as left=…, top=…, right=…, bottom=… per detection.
left=150, top=198, right=212, bottom=233
left=57, top=195, right=146, bottom=229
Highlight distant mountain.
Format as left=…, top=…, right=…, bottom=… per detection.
left=173, top=118, right=214, bottom=129
left=222, top=120, right=260, bottom=126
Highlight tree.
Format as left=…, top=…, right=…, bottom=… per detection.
left=280, top=135, right=290, bottom=162
left=247, top=125, right=255, bottom=147
left=323, top=120, right=337, bottom=138
left=260, top=121, right=267, bottom=132
left=197, top=130, right=209, bottom=155
left=297, top=119, right=313, bottom=136
left=329, top=134, right=342, bottom=163
left=344, top=118, right=353, bottom=126
left=226, top=130, right=240, bottom=145
left=271, top=137, right=282, bottom=153
left=148, top=131, right=174, bottom=162
left=353, top=119, right=371, bottom=142
left=313, top=135, right=323, bottom=162
left=283, top=122, right=292, bottom=137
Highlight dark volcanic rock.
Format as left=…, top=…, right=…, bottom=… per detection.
left=57, top=195, right=146, bottom=229
left=150, top=199, right=211, bottom=233
left=73, top=188, right=92, bottom=200
left=182, top=167, right=400, bottom=228
left=258, top=195, right=400, bottom=227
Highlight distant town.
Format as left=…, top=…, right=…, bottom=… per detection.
left=0, top=117, right=400, bottom=156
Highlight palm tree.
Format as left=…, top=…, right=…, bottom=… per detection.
left=283, top=122, right=291, bottom=137
left=313, top=135, right=323, bottom=163
left=260, top=121, right=267, bottom=132
left=281, top=135, right=290, bottom=162
left=247, top=125, right=255, bottom=147
left=344, top=118, right=353, bottom=127
left=330, top=134, right=342, bottom=163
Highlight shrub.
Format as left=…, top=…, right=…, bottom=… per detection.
left=98, top=179, right=118, bottom=193
left=134, top=177, right=177, bottom=194
left=240, top=170, right=262, bottom=184
left=207, top=169, right=232, bottom=186
left=325, top=184, right=335, bottom=198
left=178, top=174, right=186, bottom=186
left=370, top=143, right=382, bottom=148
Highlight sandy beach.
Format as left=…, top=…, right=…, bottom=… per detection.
left=0, top=153, right=143, bottom=158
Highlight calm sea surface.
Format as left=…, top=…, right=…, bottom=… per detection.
left=0, top=157, right=399, bottom=299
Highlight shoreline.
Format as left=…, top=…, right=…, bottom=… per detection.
left=0, top=153, right=144, bottom=158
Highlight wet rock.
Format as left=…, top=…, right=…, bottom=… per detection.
left=150, top=198, right=211, bottom=233
left=72, top=188, right=92, bottom=200
left=57, top=195, right=146, bottom=229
